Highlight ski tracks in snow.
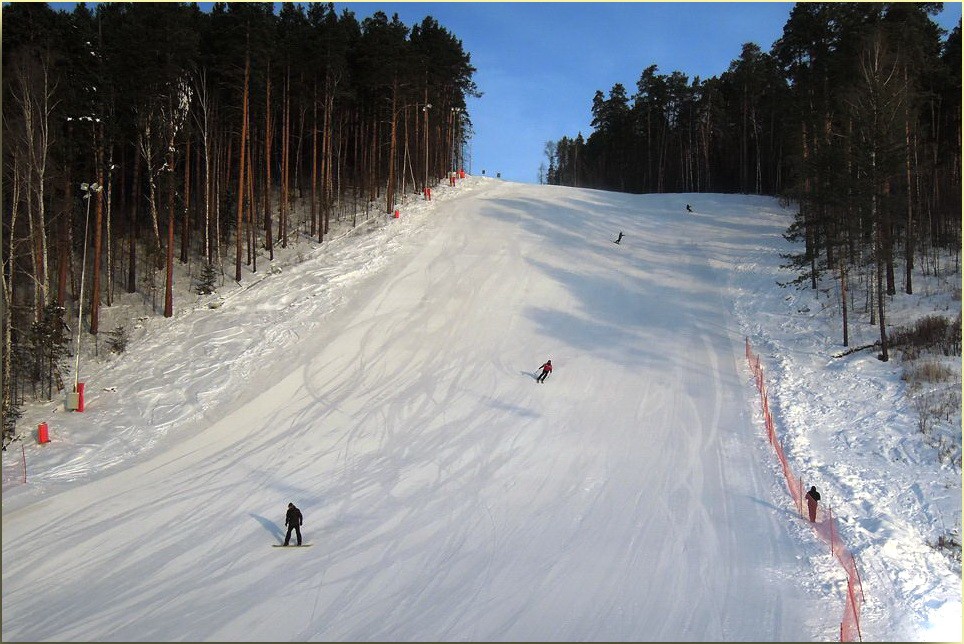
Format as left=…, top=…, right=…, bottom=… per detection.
left=4, top=182, right=823, bottom=641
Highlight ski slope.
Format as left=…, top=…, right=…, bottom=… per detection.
left=0, top=178, right=930, bottom=640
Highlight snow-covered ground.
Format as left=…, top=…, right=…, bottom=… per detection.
left=2, top=176, right=960, bottom=641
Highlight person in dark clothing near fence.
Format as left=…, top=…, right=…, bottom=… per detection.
left=536, top=359, right=552, bottom=383
left=805, top=485, right=821, bottom=522
left=284, top=502, right=303, bottom=546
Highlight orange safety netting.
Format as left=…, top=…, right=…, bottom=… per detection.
left=745, top=338, right=864, bottom=642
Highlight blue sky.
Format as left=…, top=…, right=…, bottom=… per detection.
left=339, top=2, right=797, bottom=183
left=335, top=2, right=962, bottom=184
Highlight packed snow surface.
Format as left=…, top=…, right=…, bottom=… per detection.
left=2, top=177, right=960, bottom=641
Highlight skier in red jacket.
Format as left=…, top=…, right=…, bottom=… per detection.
left=536, top=359, right=552, bottom=383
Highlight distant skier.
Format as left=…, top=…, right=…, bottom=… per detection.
left=805, top=485, right=820, bottom=522
left=614, top=231, right=624, bottom=244
left=685, top=204, right=693, bottom=213
left=536, top=359, right=552, bottom=383
left=284, top=502, right=304, bottom=546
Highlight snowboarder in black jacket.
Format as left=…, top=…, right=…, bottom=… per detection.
left=284, top=502, right=303, bottom=545
left=685, top=204, right=693, bottom=213
left=615, top=231, right=624, bottom=244
left=805, top=485, right=820, bottom=522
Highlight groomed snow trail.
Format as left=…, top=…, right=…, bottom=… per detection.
left=2, top=180, right=829, bottom=641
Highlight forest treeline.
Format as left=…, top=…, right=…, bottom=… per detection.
left=1, top=2, right=477, bottom=439
left=545, top=2, right=961, bottom=362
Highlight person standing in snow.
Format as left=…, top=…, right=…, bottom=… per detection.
left=805, top=485, right=820, bottom=522
left=536, top=359, right=552, bottom=383
left=284, top=502, right=303, bottom=546
left=615, top=231, right=624, bottom=244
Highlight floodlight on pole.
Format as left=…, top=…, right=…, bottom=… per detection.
left=74, top=181, right=101, bottom=391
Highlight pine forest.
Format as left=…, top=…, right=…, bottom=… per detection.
left=2, top=2, right=478, bottom=439
left=545, top=2, right=961, bottom=364
left=2, top=2, right=962, bottom=442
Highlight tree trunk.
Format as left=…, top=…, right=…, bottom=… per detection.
left=872, top=151, right=889, bottom=362
left=195, top=68, right=213, bottom=265
left=235, top=50, right=250, bottom=283
left=128, top=150, right=140, bottom=293
left=840, top=259, right=849, bottom=347
left=105, top=143, right=114, bottom=307
left=2, top=156, right=23, bottom=438
left=58, top=168, right=70, bottom=307
left=904, top=108, right=915, bottom=294
left=322, top=86, right=334, bottom=239
left=265, top=65, right=274, bottom=261
left=310, top=83, right=318, bottom=239
left=140, top=121, right=162, bottom=253
left=180, top=136, right=192, bottom=264
left=294, top=88, right=306, bottom=203
left=247, top=140, right=257, bottom=273
left=164, top=131, right=175, bottom=318
left=16, top=63, right=51, bottom=322
left=279, top=68, right=290, bottom=249
left=387, top=79, right=399, bottom=214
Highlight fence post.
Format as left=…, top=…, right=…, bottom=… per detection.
left=853, top=553, right=865, bottom=602
left=848, top=578, right=863, bottom=642
left=829, top=505, right=836, bottom=557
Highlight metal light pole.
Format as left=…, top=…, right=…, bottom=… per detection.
left=422, top=103, right=432, bottom=197
left=457, top=110, right=463, bottom=173
left=74, top=181, right=102, bottom=391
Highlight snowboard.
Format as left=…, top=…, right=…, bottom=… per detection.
left=272, top=543, right=313, bottom=548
